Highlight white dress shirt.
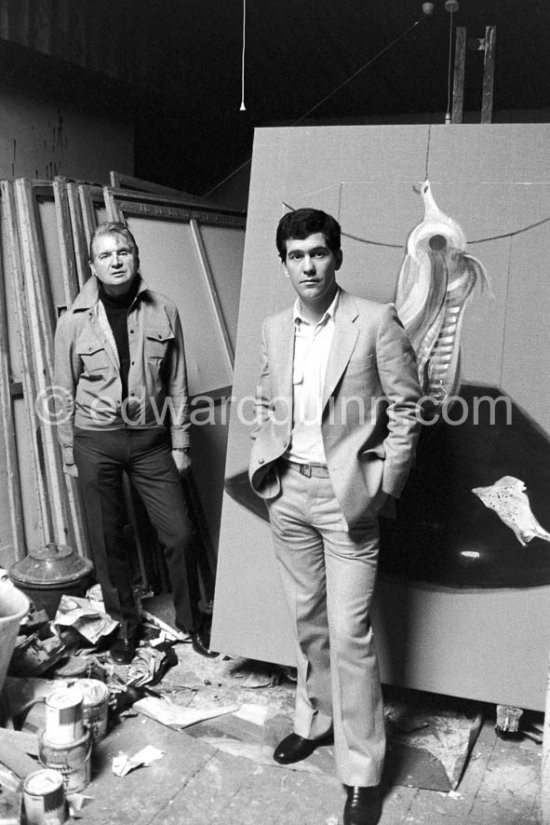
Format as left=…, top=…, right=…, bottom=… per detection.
left=286, top=290, right=339, bottom=465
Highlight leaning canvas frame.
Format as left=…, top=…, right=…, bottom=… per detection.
left=0, top=178, right=245, bottom=575
left=212, top=123, right=550, bottom=711
left=103, top=186, right=246, bottom=395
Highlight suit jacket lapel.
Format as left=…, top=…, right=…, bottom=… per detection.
left=322, top=291, right=359, bottom=410
left=272, top=309, right=295, bottom=401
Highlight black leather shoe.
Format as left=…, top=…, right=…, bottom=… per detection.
left=273, top=731, right=333, bottom=765
left=190, top=628, right=218, bottom=658
left=343, top=785, right=382, bottom=825
left=109, top=637, right=136, bottom=665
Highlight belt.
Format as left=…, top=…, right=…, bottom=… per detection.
left=283, top=459, right=330, bottom=478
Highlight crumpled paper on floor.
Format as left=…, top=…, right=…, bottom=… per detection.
left=112, top=745, right=164, bottom=777
left=134, top=696, right=238, bottom=729
left=9, top=633, right=67, bottom=677
left=54, top=595, right=118, bottom=645
left=127, top=647, right=169, bottom=688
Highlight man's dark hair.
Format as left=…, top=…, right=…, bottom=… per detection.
left=276, top=208, right=342, bottom=261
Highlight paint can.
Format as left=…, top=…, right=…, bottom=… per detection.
left=79, top=678, right=110, bottom=742
left=23, top=768, right=65, bottom=825
left=38, top=729, right=92, bottom=794
left=44, top=686, right=84, bottom=745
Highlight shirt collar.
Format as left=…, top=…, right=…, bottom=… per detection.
left=293, top=287, right=340, bottom=327
left=72, top=274, right=149, bottom=311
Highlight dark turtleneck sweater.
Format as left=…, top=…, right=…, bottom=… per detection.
left=98, top=277, right=141, bottom=400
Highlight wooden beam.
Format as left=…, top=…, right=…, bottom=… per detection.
left=67, top=182, right=90, bottom=289
left=14, top=178, right=70, bottom=547
left=451, top=26, right=466, bottom=125
left=53, top=177, right=79, bottom=305
left=481, top=25, right=497, bottom=124
left=0, top=190, right=26, bottom=560
left=52, top=180, right=91, bottom=558
left=103, top=186, right=125, bottom=223
left=78, top=183, right=97, bottom=257
left=1, top=180, right=52, bottom=544
left=189, top=218, right=235, bottom=367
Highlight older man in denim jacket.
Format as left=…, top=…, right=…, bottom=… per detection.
left=54, top=221, right=215, bottom=662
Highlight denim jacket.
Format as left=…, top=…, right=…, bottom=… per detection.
left=53, top=275, right=190, bottom=466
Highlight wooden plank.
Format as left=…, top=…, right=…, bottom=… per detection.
left=15, top=179, right=55, bottom=366
left=103, top=185, right=125, bottom=223
left=0, top=193, right=26, bottom=560
left=14, top=178, right=70, bottom=547
left=109, top=172, right=201, bottom=201
left=67, top=182, right=90, bottom=288
left=78, top=183, right=97, bottom=257
left=481, top=25, right=497, bottom=125
left=190, top=218, right=234, bottom=367
left=53, top=177, right=79, bottom=305
left=1, top=180, right=51, bottom=545
left=51, top=180, right=90, bottom=559
left=451, top=26, right=466, bottom=125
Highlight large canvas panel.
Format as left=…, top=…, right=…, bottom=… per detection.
left=212, top=124, right=550, bottom=710
left=126, top=216, right=233, bottom=396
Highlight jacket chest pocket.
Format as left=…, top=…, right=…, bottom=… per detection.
left=76, top=340, right=111, bottom=374
left=145, top=327, right=175, bottom=363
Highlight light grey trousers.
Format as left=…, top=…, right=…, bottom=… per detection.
left=267, top=463, right=386, bottom=787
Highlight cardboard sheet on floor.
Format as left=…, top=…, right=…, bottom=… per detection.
left=384, top=691, right=483, bottom=791
left=184, top=691, right=482, bottom=792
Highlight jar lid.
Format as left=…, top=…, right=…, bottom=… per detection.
left=9, top=543, right=93, bottom=587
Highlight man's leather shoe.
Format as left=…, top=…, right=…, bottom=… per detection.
left=273, top=731, right=333, bottom=765
left=190, top=628, right=218, bottom=658
left=109, top=637, right=135, bottom=665
left=343, top=785, right=382, bottom=825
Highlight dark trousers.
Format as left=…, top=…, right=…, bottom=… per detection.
left=74, top=427, right=201, bottom=637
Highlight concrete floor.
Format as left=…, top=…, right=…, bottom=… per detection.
left=70, top=595, right=542, bottom=825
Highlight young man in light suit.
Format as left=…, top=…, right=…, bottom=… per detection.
left=249, top=208, right=422, bottom=825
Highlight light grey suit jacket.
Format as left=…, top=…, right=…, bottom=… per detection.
left=249, top=289, right=422, bottom=528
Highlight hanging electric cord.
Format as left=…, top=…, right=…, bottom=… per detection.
left=240, top=0, right=246, bottom=111
left=293, top=18, right=423, bottom=126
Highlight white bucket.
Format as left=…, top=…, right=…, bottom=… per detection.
left=0, top=580, right=29, bottom=695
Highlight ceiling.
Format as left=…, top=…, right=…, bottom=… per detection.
left=3, top=0, right=550, bottom=200
left=127, top=0, right=550, bottom=199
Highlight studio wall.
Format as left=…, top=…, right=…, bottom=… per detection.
left=0, top=87, right=133, bottom=183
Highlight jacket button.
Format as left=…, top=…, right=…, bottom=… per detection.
left=283, top=441, right=288, bottom=448
left=258, top=458, right=265, bottom=464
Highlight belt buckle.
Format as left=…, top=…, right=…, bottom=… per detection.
left=299, top=463, right=312, bottom=478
